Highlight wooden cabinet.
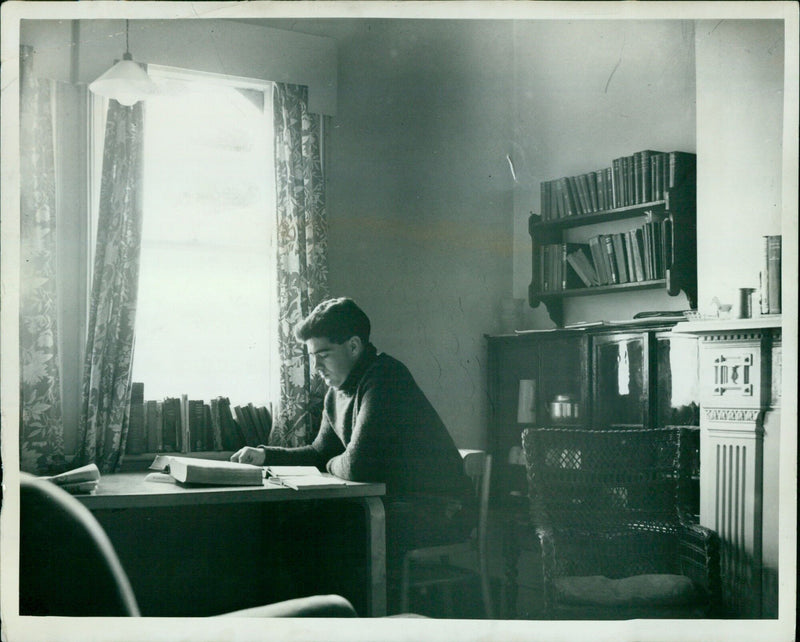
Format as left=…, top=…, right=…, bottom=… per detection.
left=486, top=330, right=588, bottom=504
left=486, top=320, right=700, bottom=514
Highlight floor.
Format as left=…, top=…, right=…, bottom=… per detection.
left=401, top=508, right=544, bottom=620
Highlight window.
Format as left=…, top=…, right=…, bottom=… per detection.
left=90, top=67, right=278, bottom=408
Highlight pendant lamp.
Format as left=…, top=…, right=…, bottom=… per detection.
left=89, top=20, right=157, bottom=106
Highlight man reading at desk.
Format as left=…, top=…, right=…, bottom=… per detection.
left=231, top=297, right=473, bottom=611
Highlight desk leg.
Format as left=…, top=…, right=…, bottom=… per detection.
left=350, top=497, right=386, bottom=617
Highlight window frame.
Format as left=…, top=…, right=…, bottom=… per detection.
left=86, top=64, right=279, bottom=412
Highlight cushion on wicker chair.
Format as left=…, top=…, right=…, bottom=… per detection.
left=554, top=574, right=697, bottom=607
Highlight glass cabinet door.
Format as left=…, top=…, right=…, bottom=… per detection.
left=487, top=336, right=540, bottom=502
left=537, top=336, right=587, bottom=427
left=654, top=331, right=700, bottom=427
left=592, top=332, right=647, bottom=428
left=655, top=331, right=700, bottom=521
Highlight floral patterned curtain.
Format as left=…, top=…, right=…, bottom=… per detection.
left=19, top=45, right=66, bottom=475
left=75, top=99, right=144, bottom=473
left=270, top=83, right=329, bottom=447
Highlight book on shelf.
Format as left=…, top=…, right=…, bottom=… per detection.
left=540, top=180, right=552, bottom=220
left=203, top=403, right=214, bottom=451
left=611, top=233, right=629, bottom=283
left=761, top=235, right=782, bottom=314
left=234, top=404, right=261, bottom=446
left=628, top=228, right=646, bottom=282
left=208, top=398, right=224, bottom=451
left=633, top=152, right=642, bottom=204
left=625, top=230, right=644, bottom=282
left=601, top=235, right=619, bottom=284
left=641, top=223, right=654, bottom=280
left=588, top=235, right=610, bottom=285
left=41, top=463, right=100, bottom=495
left=218, top=396, right=246, bottom=451
left=625, top=156, right=635, bottom=206
left=660, top=216, right=672, bottom=276
left=125, top=382, right=145, bottom=455
left=179, top=394, right=190, bottom=454
left=566, top=246, right=599, bottom=288
left=188, top=399, right=206, bottom=452
left=611, top=157, right=623, bottom=207
left=265, top=466, right=350, bottom=490
left=254, top=404, right=273, bottom=444
left=586, top=171, right=599, bottom=212
left=245, top=402, right=270, bottom=445
left=666, top=151, right=696, bottom=190
left=558, top=178, right=569, bottom=217
left=537, top=149, right=695, bottom=220
left=647, top=150, right=665, bottom=201
left=536, top=215, right=677, bottom=294
left=147, top=455, right=264, bottom=486
left=760, top=236, right=770, bottom=314
left=161, top=397, right=181, bottom=452
left=635, top=150, right=663, bottom=203
left=145, top=400, right=161, bottom=453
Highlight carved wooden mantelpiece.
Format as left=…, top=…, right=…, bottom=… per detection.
left=673, top=316, right=781, bottom=618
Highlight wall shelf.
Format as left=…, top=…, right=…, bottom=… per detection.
left=529, top=200, right=667, bottom=232
left=529, top=153, right=697, bottom=326
left=530, top=278, right=666, bottom=300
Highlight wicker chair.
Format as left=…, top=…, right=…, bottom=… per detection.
left=504, top=427, right=720, bottom=619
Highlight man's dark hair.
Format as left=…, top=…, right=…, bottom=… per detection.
left=294, top=297, right=371, bottom=345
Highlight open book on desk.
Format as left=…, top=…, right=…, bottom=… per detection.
left=264, top=465, right=350, bottom=490
left=147, top=455, right=264, bottom=486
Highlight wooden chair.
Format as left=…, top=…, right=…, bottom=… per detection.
left=505, top=427, right=721, bottom=619
left=400, top=449, right=494, bottom=618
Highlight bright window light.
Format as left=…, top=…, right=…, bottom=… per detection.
left=95, top=67, right=279, bottom=407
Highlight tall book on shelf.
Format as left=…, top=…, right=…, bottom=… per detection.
left=760, top=235, right=782, bottom=314
left=188, top=399, right=206, bottom=452
left=161, top=397, right=181, bottom=452
left=126, top=382, right=146, bottom=455
left=145, top=400, right=161, bottom=453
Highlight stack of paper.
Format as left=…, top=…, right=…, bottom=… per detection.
left=41, top=464, right=101, bottom=495
left=265, top=466, right=350, bottom=490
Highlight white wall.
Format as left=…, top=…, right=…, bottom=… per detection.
left=695, top=18, right=788, bottom=620
left=511, top=20, right=697, bottom=327
left=326, top=20, right=515, bottom=449
left=695, top=20, right=785, bottom=310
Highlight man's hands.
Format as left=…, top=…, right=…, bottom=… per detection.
left=230, top=446, right=266, bottom=466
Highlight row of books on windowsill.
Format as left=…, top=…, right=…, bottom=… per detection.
left=124, top=383, right=274, bottom=457
left=539, top=150, right=696, bottom=221
left=535, top=215, right=671, bottom=293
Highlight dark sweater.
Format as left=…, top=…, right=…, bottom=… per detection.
left=260, top=344, right=471, bottom=500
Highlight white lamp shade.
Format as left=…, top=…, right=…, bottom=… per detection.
left=89, top=58, right=158, bottom=106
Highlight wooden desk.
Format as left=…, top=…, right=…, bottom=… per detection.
left=77, top=473, right=386, bottom=617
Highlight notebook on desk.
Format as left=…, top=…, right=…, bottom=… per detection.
left=264, top=465, right=350, bottom=490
